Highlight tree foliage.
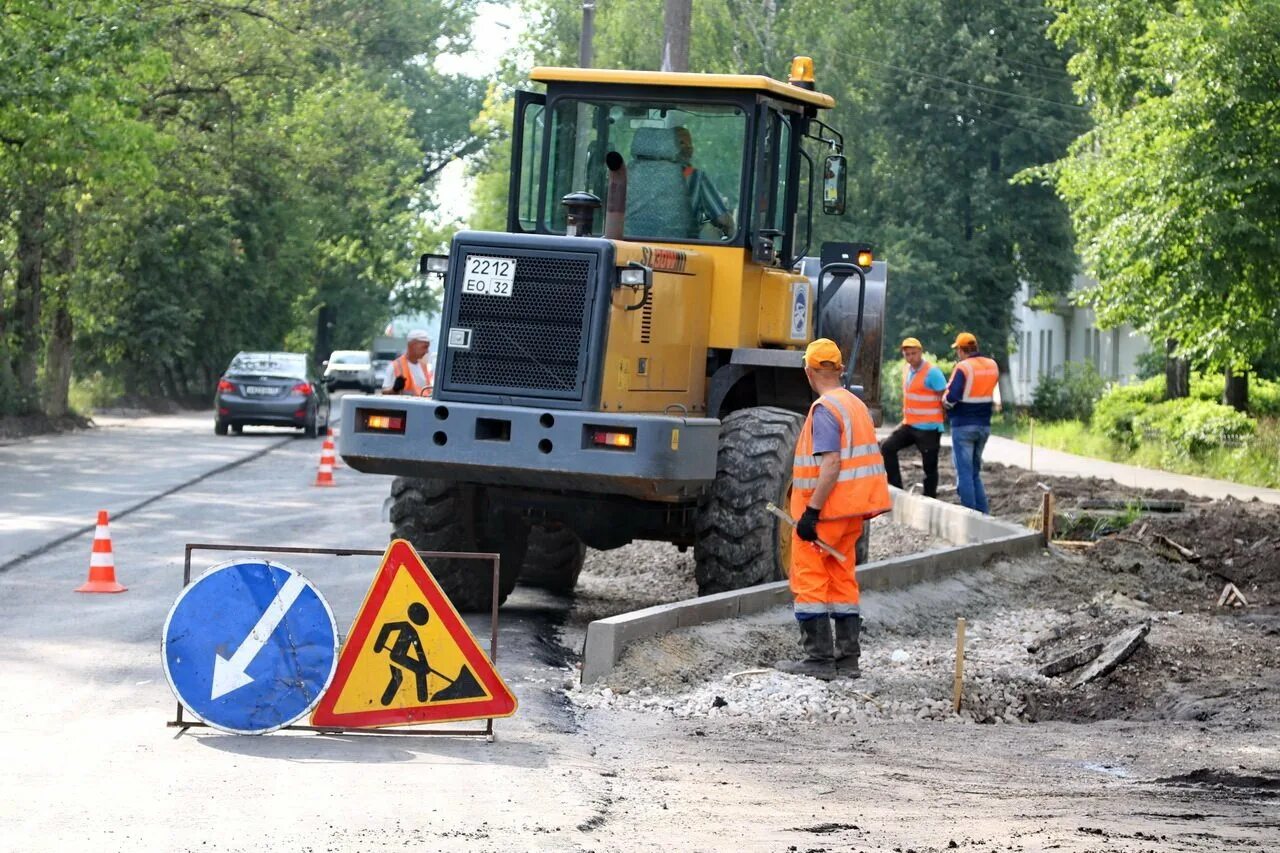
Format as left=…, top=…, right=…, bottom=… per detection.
left=481, top=0, right=1084, bottom=365
left=1, top=0, right=482, bottom=414
left=1043, top=0, right=1280, bottom=373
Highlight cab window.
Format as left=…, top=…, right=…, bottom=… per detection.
left=544, top=99, right=747, bottom=243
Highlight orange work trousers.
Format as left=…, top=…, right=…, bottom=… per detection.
left=790, top=517, right=863, bottom=619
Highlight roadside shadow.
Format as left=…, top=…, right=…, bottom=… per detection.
left=192, top=728, right=551, bottom=768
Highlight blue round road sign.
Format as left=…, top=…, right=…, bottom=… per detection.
left=163, top=559, right=338, bottom=735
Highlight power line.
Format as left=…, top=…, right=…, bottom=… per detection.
left=910, top=80, right=1088, bottom=136
left=858, top=55, right=1090, bottom=113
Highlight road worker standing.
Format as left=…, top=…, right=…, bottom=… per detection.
left=880, top=337, right=947, bottom=497
left=381, top=329, right=433, bottom=397
left=777, top=339, right=893, bottom=680
left=944, top=332, right=1001, bottom=513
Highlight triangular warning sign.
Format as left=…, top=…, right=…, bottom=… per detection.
left=311, top=540, right=517, bottom=728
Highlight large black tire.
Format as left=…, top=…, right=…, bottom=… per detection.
left=389, top=477, right=527, bottom=611
left=694, top=406, right=803, bottom=594
left=214, top=418, right=228, bottom=436
left=519, top=523, right=586, bottom=595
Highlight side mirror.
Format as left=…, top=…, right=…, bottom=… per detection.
left=822, top=154, right=847, bottom=215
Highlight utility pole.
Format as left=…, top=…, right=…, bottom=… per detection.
left=662, top=0, right=691, bottom=72
left=579, top=2, right=595, bottom=68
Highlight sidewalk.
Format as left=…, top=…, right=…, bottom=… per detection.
left=981, top=435, right=1280, bottom=506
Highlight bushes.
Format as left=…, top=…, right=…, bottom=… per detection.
left=1091, top=376, right=1164, bottom=447
left=1031, top=361, right=1107, bottom=422
left=1132, top=397, right=1254, bottom=460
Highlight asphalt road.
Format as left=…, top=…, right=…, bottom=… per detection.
left=0, top=412, right=588, bottom=851
left=4, top=413, right=1275, bottom=851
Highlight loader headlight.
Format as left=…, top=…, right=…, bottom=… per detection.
left=619, top=267, right=646, bottom=286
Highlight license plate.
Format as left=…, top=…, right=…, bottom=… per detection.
left=462, top=255, right=516, bottom=298
left=242, top=385, right=276, bottom=396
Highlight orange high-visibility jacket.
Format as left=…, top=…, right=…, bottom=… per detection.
left=392, top=354, right=433, bottom=397
left=902, top=361, right=945, bottom=427
left=791, top=387, right=893, bottom=521
left=953, top=356, right=999, bottom=403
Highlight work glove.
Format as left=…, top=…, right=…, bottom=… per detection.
left=392, top=375, right=407, bottom=394
left=796, top=506, right=821, bottom=542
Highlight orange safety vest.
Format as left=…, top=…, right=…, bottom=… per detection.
left=393, top=354, right=433, bottom=397
left=902, top=361, right=945, bottom=427
left=791, top=387, right=893, bottom=521
left=953, top=356, right=999, bottom=403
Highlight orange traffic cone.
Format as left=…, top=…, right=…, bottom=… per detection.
left=76, top=511, right=127, bottom=593
left=314, top=436, right=337, bottom=487
left=329, top=426, right=344, bottom=468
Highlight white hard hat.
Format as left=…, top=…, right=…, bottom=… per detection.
left=407, top=329, right=431, bottom=343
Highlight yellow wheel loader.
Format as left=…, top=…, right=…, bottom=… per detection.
left=341, top=58, right=887, bottom=610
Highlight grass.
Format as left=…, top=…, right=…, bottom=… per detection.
left=1012, top=416, right=1280, bottom=489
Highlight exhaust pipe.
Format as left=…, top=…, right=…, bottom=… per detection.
left=604, top=151, right=626, bottom=240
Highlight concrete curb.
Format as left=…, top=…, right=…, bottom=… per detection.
left=580, top=489, right=1042, bottom=685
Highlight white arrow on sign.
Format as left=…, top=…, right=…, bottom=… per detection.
left=211, top=572, right=308, bottom=700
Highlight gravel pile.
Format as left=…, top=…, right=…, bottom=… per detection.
left=568, top=561, right=1094, bottom=725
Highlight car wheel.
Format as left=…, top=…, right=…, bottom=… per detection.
left=231, top=423, right=243, bottom=435
left=215, top=418, right=229, bottom=436
left=304, top=413, right=319, bottom=439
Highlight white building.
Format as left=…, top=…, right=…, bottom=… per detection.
left=1006, top=274, right=1152, bottom=406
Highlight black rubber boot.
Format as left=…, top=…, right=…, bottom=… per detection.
left=833, top=615, right=862, bottom=679
left=775, top=618, right=835, bottom=680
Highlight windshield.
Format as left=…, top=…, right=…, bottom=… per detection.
left=544, top=98, right=747, bottom=243
left=228, top=353, right=307, bottom=378
left=330, top=352, right=369, bottom=365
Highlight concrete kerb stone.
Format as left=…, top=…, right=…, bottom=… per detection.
left=579, top=488, right=1042, bottom=685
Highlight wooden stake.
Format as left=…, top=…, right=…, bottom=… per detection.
left=1029, top=418, right=1035, bottom=472
left=952, top=617, right=967, bottom=713
left=1041, top=490, right=1054, bottom=546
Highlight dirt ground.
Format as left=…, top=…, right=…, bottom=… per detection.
left=565, top=461, right=1280, bottom=850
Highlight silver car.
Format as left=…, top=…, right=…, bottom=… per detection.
left=323, top=350, right=377, bottom=391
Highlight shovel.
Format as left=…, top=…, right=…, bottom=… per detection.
left=765, top=502, right=848, bottom=562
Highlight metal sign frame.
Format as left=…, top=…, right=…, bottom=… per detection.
left=168, top=542, right=503, bottom=741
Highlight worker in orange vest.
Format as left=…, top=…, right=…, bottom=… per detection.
left=381, top=329, right=433, bottom=397
left=945, top=332, right=1001, bottom=513
left=881, top=336, right=947, bottom=497
left=777, top=339, right=893, bottom=680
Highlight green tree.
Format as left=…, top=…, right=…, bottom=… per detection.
left=1044, top=0, right=1280, bottom=391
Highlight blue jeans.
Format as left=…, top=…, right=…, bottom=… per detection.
left=951, top=425, right=990, bottom=513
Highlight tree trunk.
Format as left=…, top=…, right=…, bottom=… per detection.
left=662, top=0, right=691, bottom=72
left=1224, top=366, right=1248, bottom=413
left=14, top=194, right=48, bottom=410
left=43, top=298, right=73, bottom=417
left=1164, top=338, right=1189, bottom=400
left=578, top=1, right=594, bottom=68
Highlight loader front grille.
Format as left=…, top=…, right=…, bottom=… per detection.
left=446, top=250, right=595, bottom=397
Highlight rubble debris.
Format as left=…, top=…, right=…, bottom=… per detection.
left=1216, top=583, right=1248, bottom=608
left=1081, top=498, right=1185, bottom=513
left=1071, top=623, right=1150, bottom=688
left=1152, top=533, right=1201, bottom=563
left=1040, top=642, right=1103, bottom=677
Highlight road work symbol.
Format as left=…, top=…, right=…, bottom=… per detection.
left=162, top=560, right=338, bottom=735
left=373, top=603, right=485, bottom=705
left=311, top=539, right=516, bottom=728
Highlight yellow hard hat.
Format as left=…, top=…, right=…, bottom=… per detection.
left=804, top=338, right=844, bottom=369
left=900, top=337, right=923, bottom=350
left=951, top=331, right=978, bottom=349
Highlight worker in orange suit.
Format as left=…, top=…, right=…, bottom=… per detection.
left=381, top=329, right=433, bottom=397
left=777, top=339, right=893, bottom=680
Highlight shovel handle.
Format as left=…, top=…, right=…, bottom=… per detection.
left=764, top=502, right=849, bottom=562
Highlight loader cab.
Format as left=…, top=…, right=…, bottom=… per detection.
left=506, top=63, right=846, bottom=270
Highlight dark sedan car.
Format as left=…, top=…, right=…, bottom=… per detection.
left=214, top=351, right=330, bottom=437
